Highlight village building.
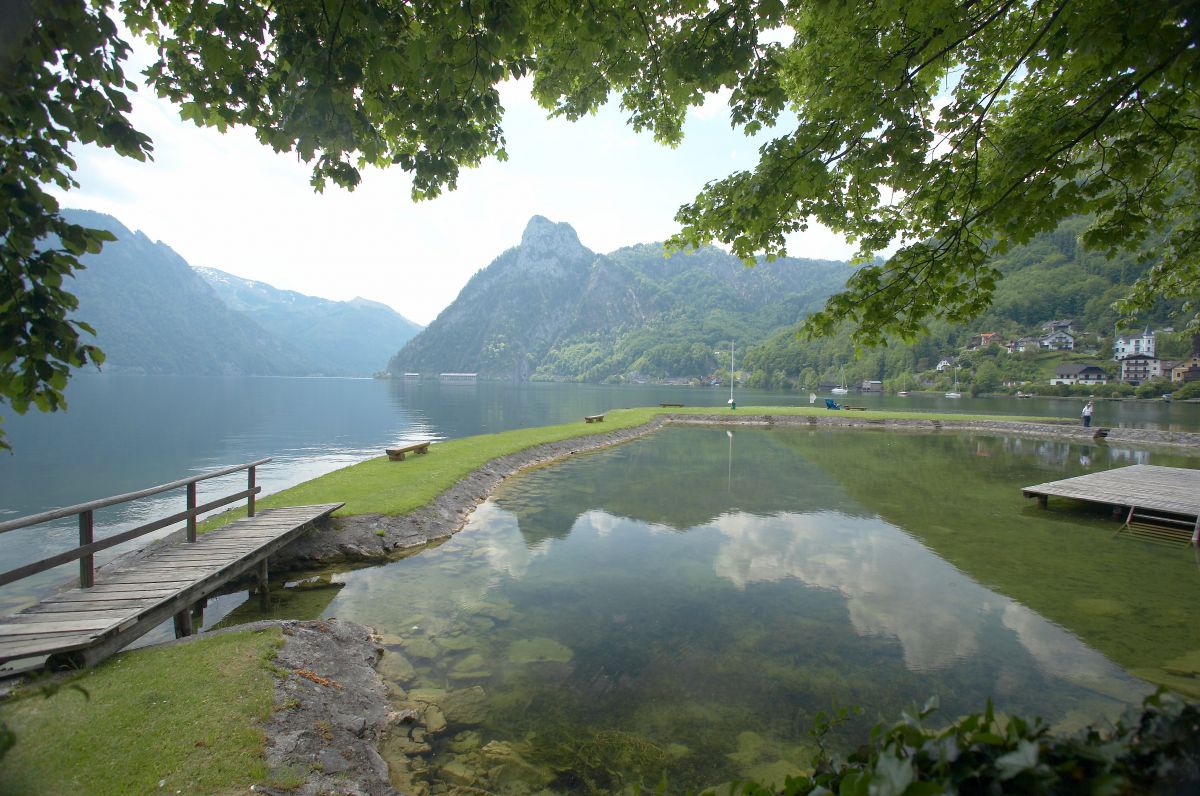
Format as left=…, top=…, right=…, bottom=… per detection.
left=1040, top=329, right=1075, bottom=350
left=1119, top=354, right=1161, bottom=385
left=1169, top=355, right=1200, bottom=383
left=1050, top=363, right=1109, bottom=385
left=1007, top=336, right=1041, bottom=354
left=1114, top=327, right=1155, bottom=360
left=935, top=358, right=955, bottom=372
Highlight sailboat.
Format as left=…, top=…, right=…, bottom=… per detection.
left=945, top=366, right=962, bottom=398
left=831, top=367, right=849, bottom=395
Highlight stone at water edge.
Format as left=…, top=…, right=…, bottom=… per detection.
left=507, top=636, right=574, bottom=664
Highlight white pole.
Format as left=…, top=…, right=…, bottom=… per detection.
left=730, top=341, right=735, bottom=404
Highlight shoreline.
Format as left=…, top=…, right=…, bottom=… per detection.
left=270, top=412, right=1200, bottom=575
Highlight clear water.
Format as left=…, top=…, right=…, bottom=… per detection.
left=296, top=426, right=1198, bottom=793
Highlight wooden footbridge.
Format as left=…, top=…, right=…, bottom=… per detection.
left=1023, top=464, right=1200, bottom=545
left=0, top=459, right=341, bottom=670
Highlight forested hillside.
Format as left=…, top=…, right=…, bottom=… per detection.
left=388, top=216, right=852, bottom=381
left=64, top=210, right=312, bottom=376
left=196, top=268, right=422, bottom=375
left=742, top=216, right=1190, bottom=391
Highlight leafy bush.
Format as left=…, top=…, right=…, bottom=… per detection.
left=721, top=691, right=1200, bottom=795
left=1172, top=380, right=1200, bottom=400
left=1136, top=378, right=1175, bottom=399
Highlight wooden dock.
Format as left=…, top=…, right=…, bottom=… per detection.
left=0, top=503, right=341, bottom=668
left=1023, top=464, right=1200, bottom=543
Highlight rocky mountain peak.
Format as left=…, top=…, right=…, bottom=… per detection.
left=519, top=215, right=586, bottom=256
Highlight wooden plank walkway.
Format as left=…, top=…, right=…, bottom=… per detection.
left=1022, top=464, right=1200, bottom=518
left=0, top=503, right=342, bottom=668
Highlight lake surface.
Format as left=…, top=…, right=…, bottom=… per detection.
left=0, top=374, right=1196, bottom=609
left=2, top=375, right=1198, bottom=789
left=279, top=426, right=1197, bottom=792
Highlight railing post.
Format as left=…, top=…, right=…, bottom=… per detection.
left=186, top=482, right=197, bottom=543
left=79, top=510, right=94, bottom=588
left=248, top=465, right=257, bottom=517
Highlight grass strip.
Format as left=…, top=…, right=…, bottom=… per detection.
left=200, top=405, right=1063, bottom=530
left=0, top=627, right=284, bottom=795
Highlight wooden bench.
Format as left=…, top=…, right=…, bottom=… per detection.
left=660, top=403, right=684, bottom=408
left=386, top=442, right=431, bottom=461
left=585, top=414, right=605, bottom=423
left=842, top=406, right=867, bottom=411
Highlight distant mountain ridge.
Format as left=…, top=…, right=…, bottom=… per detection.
left=62, top=209, right=421, bottom=377
left=195, top=267, right=422, bottom=376
left=389, top=215, right=853, bottom=381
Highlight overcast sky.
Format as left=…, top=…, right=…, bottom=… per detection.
left=53, top=40, right=857, bottom=326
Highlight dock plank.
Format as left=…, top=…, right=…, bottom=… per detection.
left=1023, top=464, right=1200, bottom=519
left=0, top=502, right=342, bottom=665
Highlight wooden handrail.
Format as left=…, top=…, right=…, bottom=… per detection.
left=0, top=457, right=271, bottom=535
left=0, top=459, right=271, bottom=589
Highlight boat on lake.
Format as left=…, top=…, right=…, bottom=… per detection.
left=831, top=367, right=849, bottom=395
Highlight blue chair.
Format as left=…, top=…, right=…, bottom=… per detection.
left=824, top=398, right=842, bottom=410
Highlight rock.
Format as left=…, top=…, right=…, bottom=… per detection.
left=437, top=635, right=477, bottom=651
left=473, top=602, right=513, bottom=622
left=423, top=704, right=448, bottom=733
left=448, top=730, right=483, bottom=753
left=508, top=637, right=573, bottom=664
left=403, top=637, right=441, bottom=660
left=480, top=740, right=554, bottom=791
left=378, top=651, right=418, bottom=683
left=452, top=653, right=486, bottom=672
left=440, top=686, right=489, bottom=725
left=439, top=759, right=477, bottom=787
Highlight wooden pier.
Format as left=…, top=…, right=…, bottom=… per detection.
left=0, top=460, right=341, bottom=669
left=1023, top=464, right=1200, bottom=544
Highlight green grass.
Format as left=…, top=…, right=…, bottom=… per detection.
left=200, top=405, right=1065, bottom=531
left=0, top=627, right=284, bottom=795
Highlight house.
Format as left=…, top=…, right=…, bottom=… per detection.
left=1114, top=327, right=1155, bottom=360
left=1007, top=336, right=1040, bottom=354
left=1042, top=319, right=1074, bottom=333
left=1120, top=354, right=1161, bottom=385
left=968, top=332, right=1003, bottom=350
left=936, top=358, right=955, bottom=372
left=439, top=372, right=478, bottom=382
left=1050, top=363, right=1108, bottom=385
left=1169, top=355, right=1200, bottom=383
left=861, top=380, right=883, bottom=392
left=1041, top=330, right=1075, bottom=350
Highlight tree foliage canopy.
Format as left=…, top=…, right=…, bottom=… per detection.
left=3, top=0, right=1198, bottom=445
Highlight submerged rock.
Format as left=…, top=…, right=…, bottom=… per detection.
left=508, top=637, right=574, bottom=664
left=378, top=650, right=417, bottom=683
left=440, top=686, right=489, bottom=725
left=402, top=637, right=441, bottom=660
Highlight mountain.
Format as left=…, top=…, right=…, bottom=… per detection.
left=388, top=215, right=853, bottom=381
left=195, top=267, right=422, bottom=376
left=62, top=209, right=312, bottom=376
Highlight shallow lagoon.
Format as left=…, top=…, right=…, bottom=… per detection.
left=305, top=427, right=1198, bottom=792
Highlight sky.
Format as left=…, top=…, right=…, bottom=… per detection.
left=53, top=37, right=858, bottom=326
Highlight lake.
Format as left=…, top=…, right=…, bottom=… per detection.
left=232, top=426, right=1198, bottom=792
left=0, top=374, right=1196, bottom=608
left=1, top=375, right=1198, bottom=790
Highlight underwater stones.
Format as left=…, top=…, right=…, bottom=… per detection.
left=473, top=602, right=514, bottom=622
left=438, top=758, right=478, bottom=787
left=378, top=651, right=417, bottom=683
left=423, top=704, right=448, bottom=733
left=508, top=637, right=574, bottom=664
left=452, top=653, right=487, bottom=673
left=437, top=635, right=477, bottom=651
left=376, top=631, right=407, bottom=648
left=727, top=730, right=809, bottom=788
left=382, top=731, right=432, bottom=757
left=467, top=616, right=495, bottom=632
left=448, top=730, right=483, bottom=753
left=480, top=740, right=554, bottom=791
left=403, top=637, right=441, bottom=660
left=440, top=686, right=489, bottom=725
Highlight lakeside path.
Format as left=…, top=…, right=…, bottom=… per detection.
left=261, top=407, right=1200, bottom=574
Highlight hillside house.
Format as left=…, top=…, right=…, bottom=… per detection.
left=970, top=332, right=1003, bottom=350
left=1120, top=354, right=1161, bottom=385
left=1114, top=327, right=1155, bottom=360
left=1042, top=319, right=1074, bottom=333
left=936, top=358, right=955, bottom=372
left=1050, top=363, right=1108, bottom=385
left=1007, top=336, right=1040, bottom=354
left=1041, top=330, right=1075, bottom=350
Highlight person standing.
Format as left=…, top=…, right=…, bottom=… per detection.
left=1082, top=400, right=1094, bottom=428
